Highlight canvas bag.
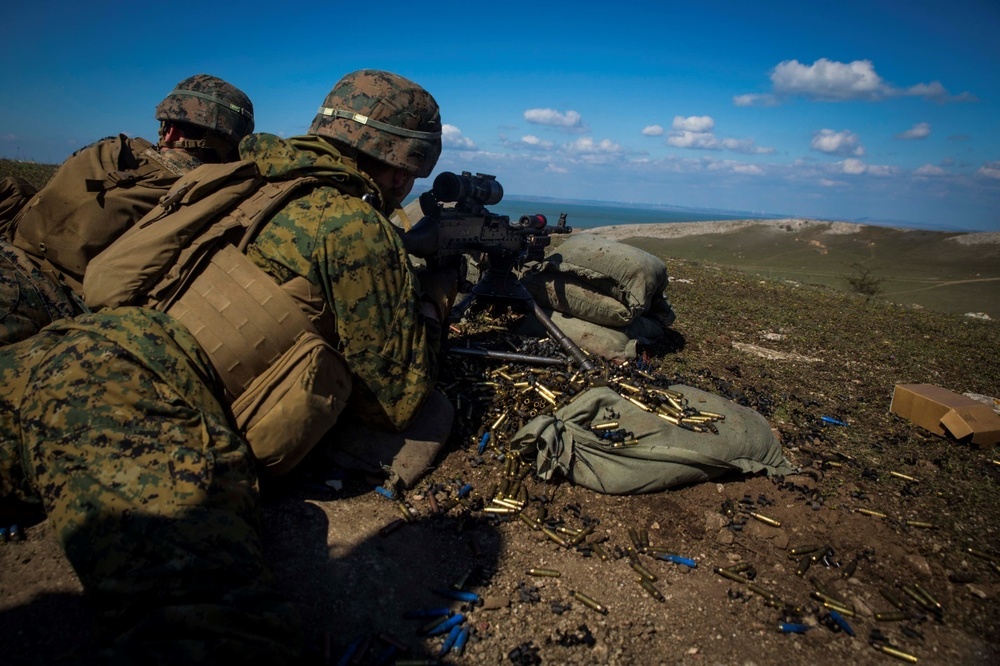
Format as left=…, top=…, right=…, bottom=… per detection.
left=0, top=175, right=38, bottom=235
left=511, top=386, right=795, bottom=494
left=83, top=161, right=354, bottom=475
left=11, top=135, right=183, bottom=290
left=521, top=233, right=673, bottom=328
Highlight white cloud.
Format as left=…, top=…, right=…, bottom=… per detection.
left=914, top=164, right=946, bottom=176
left=442, top=124, right=476, bottom=150
left=705, top=159, right=765, bottom=176
left=741, top=58, right=970, bottom=104
left=841, top=158, right=868, bottom=175
left=720, top=137, right=776, bottom=155
left=819, top=178, right=846, bottom=187
left=564, top=137, right=621, bottom=154
left=667, top=130, right=720, bottom=150
left=896, top=122, right=931, bottom=140
left=642, top=125, right=664, bottom=136
left=977, top=161, right=1000, bottom=179
left=811, top=129, right=865, bottom=156
left=524, top=108, right=583, bottom=128
left=672, top=115, right=714, bottom=132
left=519, top=135, right=554, bottom=150
left=545, top=163, right=568, bottom=174
left=733, top=93, right=776, bottom=107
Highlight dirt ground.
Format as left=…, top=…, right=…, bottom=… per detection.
left=2, top=231, right=999, bottom=665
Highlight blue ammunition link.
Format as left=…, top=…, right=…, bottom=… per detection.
left=433, top=588, right=482, bottom=605
left=821, top=416, right=849, bottom=427
left=658, top=554, right=697, bottom=568
left=457, top=483, right=473, bottom=498
left=335, top=635, right=366, bottom=666
left=403, top=606, right=454, bottom=619
left=828, top=609, right=855, bottom=636
left=0, top=527, right=8, bottom=543
left=374, top=486, right=396, bottom=500
left=778, top=623, right=812, bottom=634
left=425, top=613, right=465, bottom=636
left=477, top=431, right=490, bottom=453
left=438, top=623, right=464, bottom=656
left=8, top=524, right=21, bottom=541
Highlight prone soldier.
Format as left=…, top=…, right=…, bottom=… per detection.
left=0, top=74, right=254, bottom=346
left=0, top=69, right=457, bottom=660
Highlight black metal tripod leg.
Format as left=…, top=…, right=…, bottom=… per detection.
left=529, top=299, right=595, bottom=371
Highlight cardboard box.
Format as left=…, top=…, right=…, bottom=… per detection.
left=890, top=383, right=1000, bottom=448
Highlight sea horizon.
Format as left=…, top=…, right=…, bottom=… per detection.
left=405, top=189, right=981, bottom=234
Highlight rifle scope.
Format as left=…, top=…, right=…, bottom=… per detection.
left=432, top=171, right=503, bottom=207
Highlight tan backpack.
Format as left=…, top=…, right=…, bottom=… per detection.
left=10, top=135, right=184, bottom=292
left=84, top=160, right=356, bottom=475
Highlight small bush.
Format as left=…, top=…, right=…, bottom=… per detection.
left=843, top=262, right=884, bottom=298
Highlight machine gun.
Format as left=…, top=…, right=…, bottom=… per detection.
left=400, top=171, right=593, bottom=370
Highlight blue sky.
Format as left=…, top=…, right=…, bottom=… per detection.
left=2, top=1, right=998, bottom=231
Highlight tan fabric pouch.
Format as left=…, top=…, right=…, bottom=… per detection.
left=231, top=331, right=352, bottom=476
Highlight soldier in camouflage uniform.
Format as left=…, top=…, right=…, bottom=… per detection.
left=0, top=74, right=254, bottom=346
left=0, top=70, right=453, bottom=659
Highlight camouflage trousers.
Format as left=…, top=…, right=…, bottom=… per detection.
left=0, top=239, right=81, bottom=347
left=0, top=307, right=304, bottom=663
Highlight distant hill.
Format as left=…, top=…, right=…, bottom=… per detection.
left=584, top=219, right=1000, bottom=319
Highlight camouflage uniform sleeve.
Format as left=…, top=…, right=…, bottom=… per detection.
left=252, top=188, right=439, bottom=432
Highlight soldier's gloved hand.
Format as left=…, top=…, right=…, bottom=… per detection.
left=417, top=256, right=464, bottom=323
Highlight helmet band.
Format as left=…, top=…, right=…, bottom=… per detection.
left=317, top=107, right=441, bottom=141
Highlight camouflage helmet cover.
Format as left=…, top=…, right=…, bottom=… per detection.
left=308, top=70, right=442, bottom=178
left=155, top=74, right=255, bottom=145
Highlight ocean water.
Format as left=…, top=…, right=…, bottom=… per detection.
left=492, top=197, right=759, bottom=230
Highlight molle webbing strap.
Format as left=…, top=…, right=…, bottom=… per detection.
left=166, top=244, right=317, bottom=399
left=316, top=107, right=442, bottom=140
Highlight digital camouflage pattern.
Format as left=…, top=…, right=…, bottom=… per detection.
left=156, top=74, right=255, bottom=146
left=308, top=69, right=442, bottom=177
left=0, top=307, right=303, bottom=663
left=240, top=132, right=441, bottom=431
left=0, top=240, right=80, bottom=346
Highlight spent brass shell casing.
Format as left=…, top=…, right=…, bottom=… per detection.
left=912, top=583, right=942, bottom=611
left=745, top=511, right=781, bottom=527
left=490, top=412, right=509, bottom=431
left=396, top=501, right=415, bottom=522
left=590, top=421, right=620, bottom=431
left=821, top=600, right=856, bottom=617
left=657, top=413, right=681, bottom=425
left=747, top=583, right=778, bottom=601
left=966, top=547, right=996, bottom=562
left=541, top=526, right=571, bottom=548
left=811, top=591, right=851, bottom=611
left=572, top=590, right=608, bottom=615
left=617, top=382, right=642, bottom=394
left=628, top=528, right=642, bottom=550
left=639, top=577, right=666, bottom=602
left=592, top=543, right=610, bottom=561
left=714, top=567, right=749, bottom=584
left=875, top=644, right=918, bottom=663
left=527, top=568, right=561, bottom=577
left=569, top=526, right=594, bottom=547
left=629, top=559, right=658, bottom=582
left=856, top=508, right=888, bottom=518
left=625, top=396, right=654, bottom=412
left=901, top=584, right=933, bottom=611
left=492, top=498, right=524, bottom=511
left=723, top=562, right=752, bottom=574
left=518, top=512, right=541, bottom=531
left=795, top=555, right=813, bottom=576
left=639, top=528, right=650, bottom=550
left=789, top=544, right=822, bottom=557
left=696, top=410, right=725, bottom=420
left=889, top=471, right=919, bottom=483
left=484, top=506, right=516, bottom=515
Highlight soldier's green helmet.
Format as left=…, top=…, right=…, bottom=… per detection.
left=155, top=74, right=255, bottom=148
left=308, top=70, right=442, bottom=178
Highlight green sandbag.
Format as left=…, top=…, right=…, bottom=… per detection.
left=511, top=386, right=795, bottom=494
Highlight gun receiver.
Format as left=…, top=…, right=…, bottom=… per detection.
left=400, top=171, right=570, bottom=266
left=400, top=171, right=591, bottom=371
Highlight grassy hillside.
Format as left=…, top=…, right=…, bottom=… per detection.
left=621, top=224, right=1000, bottom=319
left=0, top=158, right=57, bottom=190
